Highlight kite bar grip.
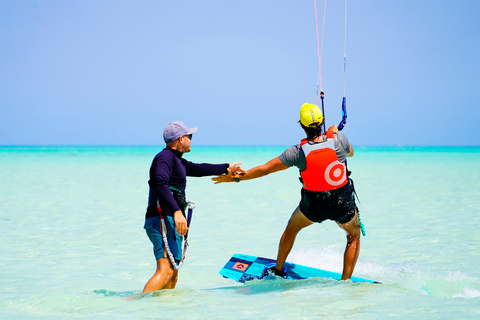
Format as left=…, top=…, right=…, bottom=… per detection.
left=338, top=97, right=347, bottom=131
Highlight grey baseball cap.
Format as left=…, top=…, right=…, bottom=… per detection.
left=163, top=121, right=198, bottom=144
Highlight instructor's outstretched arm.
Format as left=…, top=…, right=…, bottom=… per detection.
left=212, top=157, right=288, bottom=184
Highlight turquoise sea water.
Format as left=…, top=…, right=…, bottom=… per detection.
left=1, top=146, right=479, bottom=319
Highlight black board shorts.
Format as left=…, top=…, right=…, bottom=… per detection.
left=299, top=182, right=357, bottom=224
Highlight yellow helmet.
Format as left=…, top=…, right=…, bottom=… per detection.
left=299, top=103, right=323, bottom=127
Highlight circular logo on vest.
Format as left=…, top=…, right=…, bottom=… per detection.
left=324, top=161, right=346, bottom=186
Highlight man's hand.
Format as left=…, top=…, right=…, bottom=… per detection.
left=174, top=210, right=188, bottom=236
left=212, top=162, right=246, bottom=184
left=328, top=125, right=339, bottom=133
left=211, top=168, right=237, bottom=184
left=228, top=162, right=245, bottom=175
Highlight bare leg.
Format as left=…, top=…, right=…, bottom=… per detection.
left=275, top=207, right=313, bottom=271
left=142, top=258, right=177, bottom=293
left=164, top=269, right=179, bottom=289
left=337, top=210, right=361, bottom=280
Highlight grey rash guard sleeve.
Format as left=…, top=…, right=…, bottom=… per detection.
left=279, top=132, right=351, bottom=170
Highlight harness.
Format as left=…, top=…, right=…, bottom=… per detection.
left=300, top=132, right=366, bottom=236
left=156, top=187, right=195, bottom=270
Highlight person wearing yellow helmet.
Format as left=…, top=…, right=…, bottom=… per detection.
left=212, top=103, right=360, bottom=281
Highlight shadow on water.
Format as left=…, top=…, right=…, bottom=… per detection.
left=93, top=289, right=142, bottom=299
left=93, top=288, right=198, bottom=301
left=206, top=276, right=363, bottom=296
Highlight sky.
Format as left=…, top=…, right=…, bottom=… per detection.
left=0, top=0, right=479, bottom=146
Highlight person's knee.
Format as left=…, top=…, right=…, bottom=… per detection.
left=156, top=259, right=175, bottom=278
left=171, top=272, right=178, bottom=284
left=286, top=215, right=309, bottom=233
left=285, top=221, right=303, bottom=235
left=346, top=230, right=360, bottom=243
left=165, top=267, right=175, bottom=279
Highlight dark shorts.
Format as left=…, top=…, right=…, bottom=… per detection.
left=144, top=216, right=182, bottom=263
left=299, top=182, right=357, bottom=224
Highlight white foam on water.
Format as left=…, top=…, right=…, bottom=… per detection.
left=453, top=287, right=480, bottom=299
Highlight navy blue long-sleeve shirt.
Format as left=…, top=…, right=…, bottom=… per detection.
left=145, top=147, right=229, bottom=219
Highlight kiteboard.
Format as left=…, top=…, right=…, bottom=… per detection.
left=220, top=254, right=379, bottom=284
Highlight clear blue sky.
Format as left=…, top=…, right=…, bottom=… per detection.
left=1, top=0, right=479, bottom=146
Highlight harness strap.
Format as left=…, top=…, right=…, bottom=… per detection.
left=157, top=200, right=196, bottom=270
left=169, top=186, right=182, bottom=194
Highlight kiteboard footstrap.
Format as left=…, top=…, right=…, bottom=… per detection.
left=261, top=263, right=288, bottom=279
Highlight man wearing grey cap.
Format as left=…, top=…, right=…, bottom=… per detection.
left=142, top=121, right=244, bottom=293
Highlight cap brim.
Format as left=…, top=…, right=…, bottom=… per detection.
left=186, top=127, right=198, bottom=135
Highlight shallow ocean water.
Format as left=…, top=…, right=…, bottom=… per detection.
left=0, top=146, right=479, bottom=319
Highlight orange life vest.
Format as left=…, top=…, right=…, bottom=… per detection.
left=300, top=131, right=348, bottom=192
